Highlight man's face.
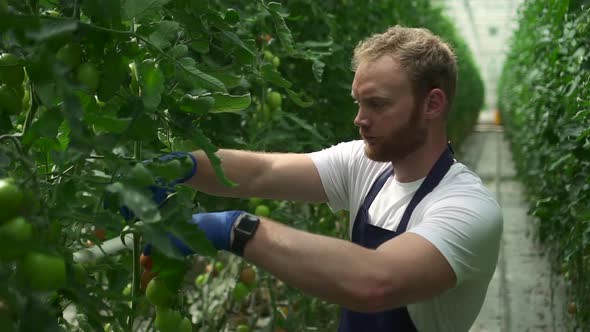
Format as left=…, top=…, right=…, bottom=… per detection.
left=351, top=56, right=427, bottom=162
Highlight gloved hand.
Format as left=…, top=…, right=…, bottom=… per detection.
left=168, top=211, right=245, bottom=256
left=120, top=151, right=198, bottom=221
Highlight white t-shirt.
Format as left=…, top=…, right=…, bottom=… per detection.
left=307, top=140, right=503, bottom=332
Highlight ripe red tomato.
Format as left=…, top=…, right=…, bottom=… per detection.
left=140, top=253, right=153, bottom=271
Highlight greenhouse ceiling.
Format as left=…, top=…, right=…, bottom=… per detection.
left=435, top=0, right=526, bottom=109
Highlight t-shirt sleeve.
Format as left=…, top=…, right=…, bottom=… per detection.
left=408, top=194, right=503, bottom=286
left=306, top=141, right=360, bottom=212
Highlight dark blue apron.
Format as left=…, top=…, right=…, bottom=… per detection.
left=338, top=145, right=455, bottom=332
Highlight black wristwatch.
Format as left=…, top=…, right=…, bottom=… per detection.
left=230, top=212, right=260, bottom=256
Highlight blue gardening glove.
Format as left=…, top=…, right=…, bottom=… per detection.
left=120, top=151, right=198, bottom=221
left=167, top=211, right=245, bottom=256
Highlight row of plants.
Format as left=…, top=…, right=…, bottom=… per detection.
left=498, top=0, right=590, bottom=329
left=0, top=0, right=484, bottom=331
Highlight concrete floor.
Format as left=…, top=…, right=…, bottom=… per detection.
left=461, top=110, right=568, bottom=332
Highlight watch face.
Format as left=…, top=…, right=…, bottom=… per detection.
left=239, top=214, right=259, bottom=233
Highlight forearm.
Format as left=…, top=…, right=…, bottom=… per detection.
left=185, top=149, right=267, bottom=198
left=184, top=149, right=327, bottom=203
left=243, top=219, right=399, bottom=312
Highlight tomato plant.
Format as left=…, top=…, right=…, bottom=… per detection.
left=499, top=1, right=590, bottom=328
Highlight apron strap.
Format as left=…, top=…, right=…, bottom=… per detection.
left=397, top=144, right=455, bottom=232
left=360, top=166, right=394, bottom=210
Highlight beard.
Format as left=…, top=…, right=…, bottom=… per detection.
left=363, top=105, right=427, bottom=162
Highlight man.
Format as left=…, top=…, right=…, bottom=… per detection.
left=156, top=25, right=503, bottom=331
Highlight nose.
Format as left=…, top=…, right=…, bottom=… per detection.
left=353, top=105, right=370, bottom=128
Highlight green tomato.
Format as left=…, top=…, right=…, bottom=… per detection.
left=272, top=56, right=280, bottom=68
left=214, top=261, right=224, bottom=273
left=56, top=43, right=82, bottom=69
left=0, top=216, right=32, bottom=241
left=194, top=274, right=208, bottom=287
left=0, top=85, right=23, bottom=116
left=155, top=307, right=182, bottom=332
left=232, top=282, right=250, bottom=303
left=77, top=63, right=100, bottom=92
left=0, top=53, right=24, bottom=87
left=255, top=204, right=270, bottom=218
left=263, top=51, right=274, bottom=63
left=145, top=277, right=174, bottom=307
left=266, top=91, right=282, bottom=110
left=249, top=197, right=264, bottom=206
left=0, top=178, right=24, bottom=224
left=20, top=252, right=66, bottom=291
left=0, top=216, right=32, bottom=261
left=236, top=324, right=250, bottom=332
left=178, top=317, right=192, bottom=332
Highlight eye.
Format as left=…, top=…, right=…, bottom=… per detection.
left=368, top=100, right=387, bottom=109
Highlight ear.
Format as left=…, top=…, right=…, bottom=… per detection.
left=423, top=89, right=447, bottom=120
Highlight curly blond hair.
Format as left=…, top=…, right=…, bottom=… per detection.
left=352, top=25, right=458, bottom=111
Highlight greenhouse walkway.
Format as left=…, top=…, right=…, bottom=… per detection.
left=461, top=110, right=568, bottom=332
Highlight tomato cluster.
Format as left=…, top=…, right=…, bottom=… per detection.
left=0, top=178, right=67, bottom=332
left=139, top=252, right=193, bottom=332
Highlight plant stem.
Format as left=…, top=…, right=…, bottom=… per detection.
left=265, top=275, right=277, bottom=331
left=128, top=141, right=142, bottom=330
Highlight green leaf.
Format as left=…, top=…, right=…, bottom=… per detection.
left=169, top=44, right=189, bottom=58
left=286, top=89, right=314, bottom=108
left=148, top=21, right=180, bottom=50
left=202, top=70, right=242, bottom=88
left=139, top=63, right=165, bottom=110
left=35, top=83, right=59, bottom=107
left=190, top=38, right=210, bottom=53
left=261, top=64, right=292, bottom=89
left=177, top=57, right=227, bottom=92
left=266, top=2, right=296, bottom=54
left=106, top=182, right=161, bottom=223
left=97, top=51, right=128, bottom=102
left=126, top=113, right=159, bottom=142
left=191, top=127, right=235, bottom=187
left=210, top=93, right=251, bottom=114
left=178, top=94, right=214, bottom=114
left=222, top=31, right=256, bottom=57
left=123, top=0, right=170, bottom=20
left=283, top=113, right=325, bottom=141
left=23, top=109, right=64, bottom=145
left=82, top=0, right=122, bottom=27
left=84, top=108, right=131, bottom=134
